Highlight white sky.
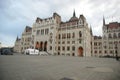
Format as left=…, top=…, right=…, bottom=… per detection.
left=0, top=0, right=120, bottom=47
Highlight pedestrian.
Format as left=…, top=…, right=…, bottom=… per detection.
left=115, top=51, right=119, bottom=61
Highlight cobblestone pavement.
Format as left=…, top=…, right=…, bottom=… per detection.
left=0, top=55, right=120, bottom=80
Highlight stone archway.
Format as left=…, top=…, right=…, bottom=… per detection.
left=40, top=42, right=43, bottom=51
left=44, top=41, right=47, bottom=51
left=78, top=46, right=83, bottom=57
left=58, top=52, right=60, bottom=55
left=35, top=42, right=40, bottom=50
left=72, top=53, right=75, bottom=56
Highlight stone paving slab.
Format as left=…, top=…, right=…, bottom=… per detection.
left=0, top=55, right=120, bottom=80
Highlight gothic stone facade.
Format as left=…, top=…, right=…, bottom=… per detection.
left=92, top=18, right=120, bottom=57
left=102, top=19, right=120, bottom=57
left=21, top=26, right=32, bottom=53
left=31, top=12, right=92, bottom=57
left=14, top=36, right=21, bottom=53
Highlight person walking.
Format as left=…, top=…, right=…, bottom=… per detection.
left=115, top=51, right=119, bottom=61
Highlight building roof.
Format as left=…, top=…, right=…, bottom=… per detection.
left=105, top=22, right=120, bottom=29
left=94, top=36, right=102, bottom=39
left=25, top=26, right=32, bottom=32
left=79, top=14, right=86, bottom=20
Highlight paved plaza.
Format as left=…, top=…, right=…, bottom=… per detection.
left=0, top=55, right=120, bottom=80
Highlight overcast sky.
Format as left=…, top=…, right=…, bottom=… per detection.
left=0, top=0, right=120, bottom=47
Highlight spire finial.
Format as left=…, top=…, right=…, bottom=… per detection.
left=16, top=36, right=19, bottom=41
left=103, top=16, right=105, bottom=26
left=73, top=9, right=76, bottom=17
left=90, top=25, right=93, bottom=35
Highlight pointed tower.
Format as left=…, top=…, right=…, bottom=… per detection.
left=16, top=36, right=19, bottom=41
left=90, top=26, right=93, bottom=36
left=73, top=9, right=76, bottom=17
left=69, top=9, right=78, bottom=21
left=103, top=16, right=105, bottom=26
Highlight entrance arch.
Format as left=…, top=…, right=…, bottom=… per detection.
left=78, top=46, right=83, bottom=57
left=35, top=42, right=40, bottom=50
left=44, top=41, right=47, bottom=51
left=40, top=42, right=43, bottom=51
left=72, top=53, right=75, bottom=56
left=58, top=52, right=60, bottom=55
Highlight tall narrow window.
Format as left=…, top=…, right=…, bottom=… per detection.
left=50, top=46, right=52, bottom=50
left=41, top=29, right=44, bottom=35
left=62, top=46, right=65, bottom=51
left=67, top=46, right=70, bottom=51
left=72, top=46, right=75, bottom=51
left=109, top=33, right=112, bottom=38
left=118, top=33, right=120, bottom=38
left=36, top=30, right=40, bottom=35
left=58, top=34, right=61, bottom=39
left=79, top=31, right=82, bottom=37
left=113, top=33, right=117, bottom=38
left=72, top=32, right=75, bottom=38
left=47, top=29, right=49, bottom=34
left=58, top=46, right=60, bottom=50
left=62, top=34, right=64, bottom=39
left=69, top=33, right=71, bottom=38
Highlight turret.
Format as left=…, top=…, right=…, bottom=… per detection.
left=90, top=26, right=93, bottom=36
left=16, top=36, right=19, bottom=41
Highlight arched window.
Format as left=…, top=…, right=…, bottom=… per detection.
left=108, top=33, right=112, bottom=38
left=44, top=41, right=47, bottom=51
left=58, top=34, right=61, bottom=39
left=50, top=46, right=52, bottom=50
left=103, top=35, right=106, bottom=39
left=72, top=32, right=75, bottom=38
left=118, top=33, right=120, bottom=38
left=79, top=31, right=82, bottom=37
left=58, top=46, right=60, bottom=50
left=72, top=46, right=75, bottom=51
left=113, top=33, right=117, bottom=38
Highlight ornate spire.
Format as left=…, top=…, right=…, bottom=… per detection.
left=90, top=25, right=93, bottom=36
left=16, top=36, right=19, bottom=41
left=103, top=16, right=105, bottom=26
left=73, top=9, right=76, bottom=17
left=69, top=9, right=78, bottom=21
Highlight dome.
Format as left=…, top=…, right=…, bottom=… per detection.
left=69, top=16, right=78, bottom=22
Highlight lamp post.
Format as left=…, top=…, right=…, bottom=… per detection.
left=115, top=43, right=119, bottom=60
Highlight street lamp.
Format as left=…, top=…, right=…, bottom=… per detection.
left=115, top=43, right=119, bottom=60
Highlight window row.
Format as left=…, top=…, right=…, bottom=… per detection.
left=58, top=31, right=82, bottom=39
left=108, top=33, right=120, bottom=38
left=94, top=42, right=102, bottom=46
left=58, top=41, right=75, bottom=44
left=36, top=28, right=49, bottom=35
left=94, top=50, right=118, bottom=54
left=22, top=37, right=31, bottom=42
left=50, top=46, right=75, bottom=51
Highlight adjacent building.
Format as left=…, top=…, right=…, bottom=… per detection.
left=102, top=18, right=120, bottom=57
left=92, top=36, right=102, bottom=57
left=21, top=26, right=32, bottom=53
left=92, top=18, right=120, bottom=57
left=14, top=36, right=21, bottom=53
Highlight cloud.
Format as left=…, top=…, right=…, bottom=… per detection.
left=0, top=0, right=120, bottom=47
